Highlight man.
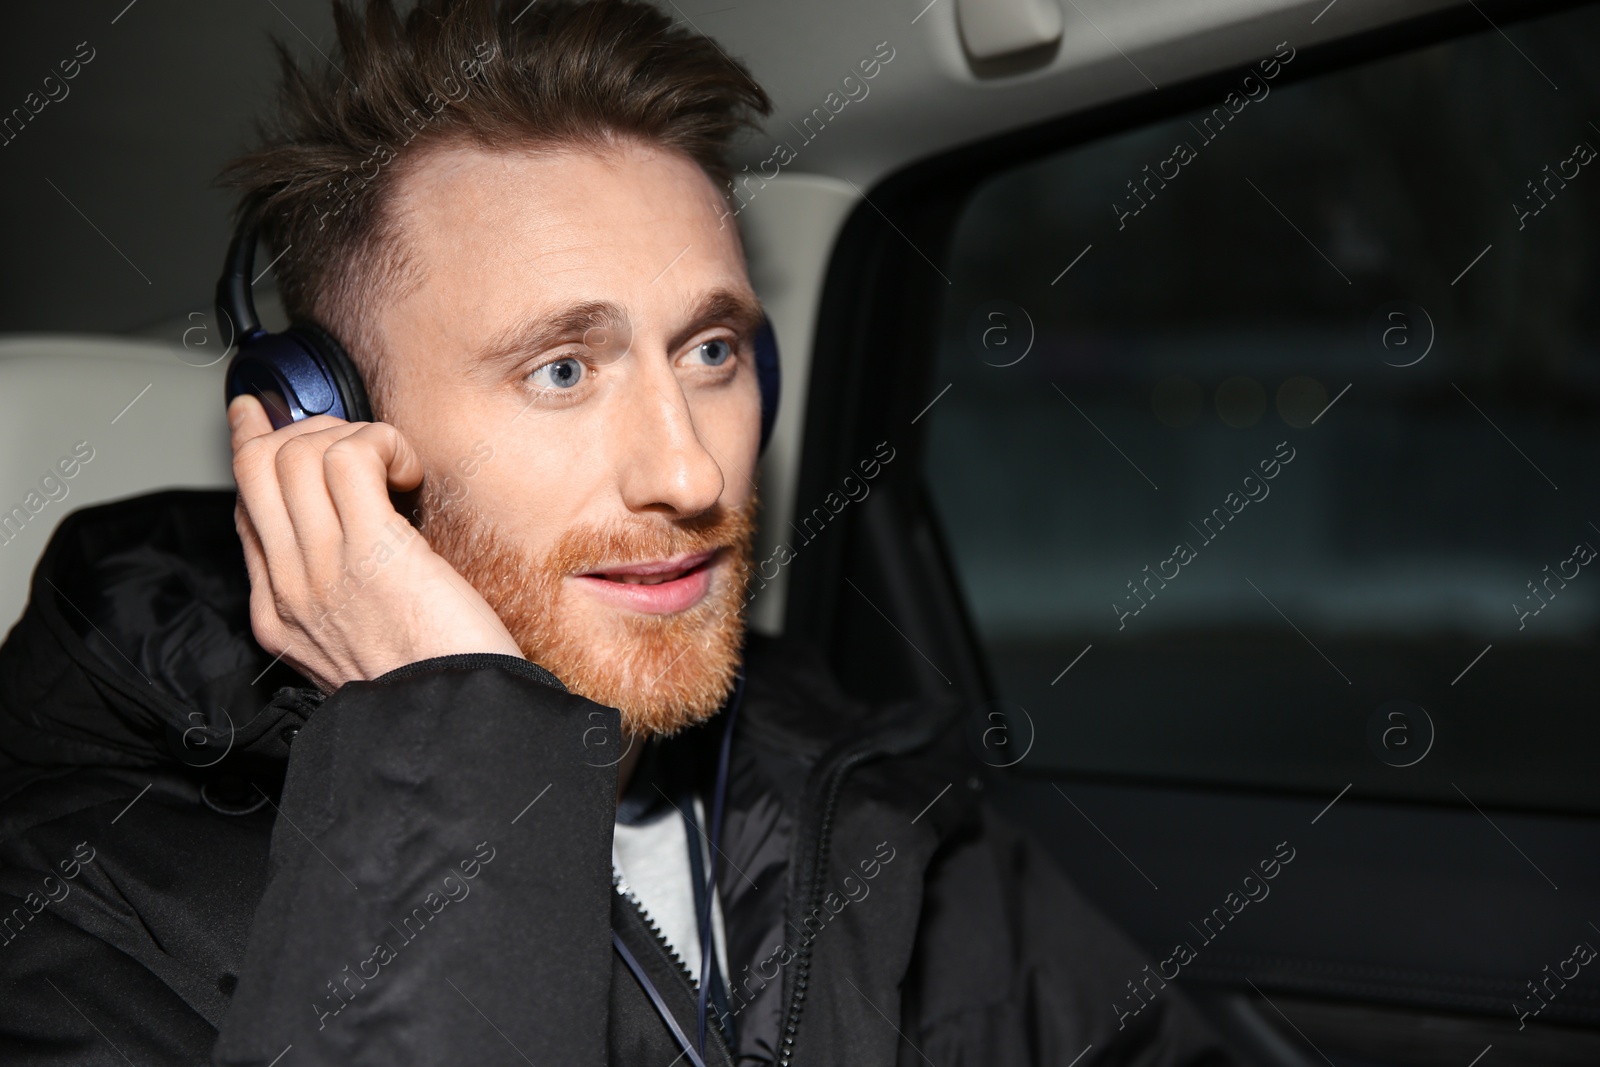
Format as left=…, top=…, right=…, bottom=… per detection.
left=0, top=1, right=1237, bottom=1064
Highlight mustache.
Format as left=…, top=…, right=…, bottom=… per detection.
left=544, top=506, right=752, bottom=577
left=415, top=478, right=755, bottom=580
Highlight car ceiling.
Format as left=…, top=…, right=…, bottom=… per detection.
left=0, top=0, right=1455, bottom=338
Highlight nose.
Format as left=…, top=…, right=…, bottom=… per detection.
left=612, top=360, right=726, bottom=518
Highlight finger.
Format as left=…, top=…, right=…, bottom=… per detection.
left=233, top=497, right=281, bottom=647
left=228, top=393, right=272, bottom=452
left=232, top=412, right=359, bottom=571
left=321, top=423, right=425, bottom=542
left=274, top=426, right=365, bottom=566
left=373, top=422, right=426, bottom=493
left=234, top=496, right=267, bottom=584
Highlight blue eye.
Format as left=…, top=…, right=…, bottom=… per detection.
left=695, top=339, right=732, bottom=366
left=530, top=357, right=583, bottom=389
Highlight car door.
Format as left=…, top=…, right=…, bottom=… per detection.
left=786, top=2, right=1600, bottom=1064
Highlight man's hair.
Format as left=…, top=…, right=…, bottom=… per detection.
left=221, top=0, right=772, bottom=416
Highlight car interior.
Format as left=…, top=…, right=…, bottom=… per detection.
left=2, top=0, right=1597, bottom=1064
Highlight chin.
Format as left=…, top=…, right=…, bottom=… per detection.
left=542, top=561, right=749, bottom=737
left=419, top=486, right=758, bottom=738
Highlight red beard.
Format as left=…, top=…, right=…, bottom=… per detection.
left=416, top=482, right=755, bottom=738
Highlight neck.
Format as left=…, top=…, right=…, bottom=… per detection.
left=616, top=734, right=644, bottom=803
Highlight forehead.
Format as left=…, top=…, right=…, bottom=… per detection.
left=385, top=137, right=750, bottom=311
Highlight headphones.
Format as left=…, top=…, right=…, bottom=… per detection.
left=217, top=208, right=782, bottom=453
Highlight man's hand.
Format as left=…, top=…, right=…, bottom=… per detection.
left=228, top=393, right=524, bottom=693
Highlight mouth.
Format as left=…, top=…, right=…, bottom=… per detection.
left=571, top=548, right=720, bottom=614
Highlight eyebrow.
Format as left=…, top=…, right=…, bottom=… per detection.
left=470, top=287, right=766, bottom=378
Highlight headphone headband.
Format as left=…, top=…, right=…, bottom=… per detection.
left=217, top=208, right=266, bottom=342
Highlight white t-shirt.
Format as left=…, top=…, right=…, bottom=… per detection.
left=612, top=794, right=730, bottom=988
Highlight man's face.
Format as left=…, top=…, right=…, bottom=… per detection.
left=372, top=138, right=763, bottom=737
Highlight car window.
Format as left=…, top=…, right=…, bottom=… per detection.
left=922, top=2, right=1600, bottom=813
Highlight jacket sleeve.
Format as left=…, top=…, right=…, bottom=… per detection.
left=213, top=653, right=620, bottom=1067
left=907, top=804, right=1240, bottom=1067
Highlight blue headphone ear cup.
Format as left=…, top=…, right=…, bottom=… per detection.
left=225, top=333, right=337, bottom=429
left=754, top=315, right=781, bottom=455
left=216, top=211, right=371, bottom=427
left=290, top=322, right=373, bottom=423
left=222, top=323, right=372, bottom=430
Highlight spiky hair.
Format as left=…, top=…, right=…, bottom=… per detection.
left=220, top=0, right=771, bottom=415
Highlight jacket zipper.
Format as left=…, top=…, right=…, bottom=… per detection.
left=612, top=870, right=701, bottom=987
left=775, top=712, right=948, bottom=1067
left=613, top=873, right=737, bottom=1063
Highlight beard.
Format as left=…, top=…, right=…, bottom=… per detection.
left=414, top=479, right=756, bottom=738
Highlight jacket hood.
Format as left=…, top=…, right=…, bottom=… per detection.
left=0, top=490, right=318, bottom=784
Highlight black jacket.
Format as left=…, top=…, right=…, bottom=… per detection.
left=0, top=489, right=1235, bottom=1066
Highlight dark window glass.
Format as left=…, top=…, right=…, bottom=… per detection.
left=924, top=4, right=1600, bottom=813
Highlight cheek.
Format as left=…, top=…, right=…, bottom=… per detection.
left=468, top=461, right=576, bottom=542
left=467, top=434, right=613, bottom=548
left=692, top=372, right=763, bottom=481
